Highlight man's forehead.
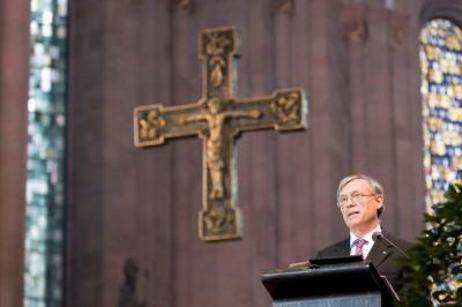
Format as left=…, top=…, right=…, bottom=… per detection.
left=340, top=178, right=372, bottom=193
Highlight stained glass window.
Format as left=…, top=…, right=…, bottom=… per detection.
left=24, top=0, right=67, bottom=306
left=420, top=19, right=462, bottom=208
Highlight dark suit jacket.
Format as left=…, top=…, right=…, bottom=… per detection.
left=316, top=233, right=411, bottom=291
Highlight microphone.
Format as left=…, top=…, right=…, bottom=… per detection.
left=371, top=232, right=383, bottom=242
left=372, top=232, right=409, bottom=258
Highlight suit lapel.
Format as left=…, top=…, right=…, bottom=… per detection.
left=366, top=236, right=393, bottom=268
left=325, top=238, right=350, bottom=257
left=335, top=239, right=350, bottom=256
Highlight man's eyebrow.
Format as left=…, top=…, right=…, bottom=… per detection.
left=339, top=190, right=361, bottom=195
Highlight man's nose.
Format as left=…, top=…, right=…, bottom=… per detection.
left=346, top=198, right=356, bottom=207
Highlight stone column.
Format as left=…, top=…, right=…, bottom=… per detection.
left=0, top=0, right=30, bottom=306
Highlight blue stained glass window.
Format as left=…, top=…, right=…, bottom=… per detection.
left=420, top=19, right=462, bottom=207
left=24, top=0, right=67, bottom=306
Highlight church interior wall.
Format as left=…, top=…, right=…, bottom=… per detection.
left=0, top=0, right=436, bottom=306
left=65, top=0, right=428, bottom=306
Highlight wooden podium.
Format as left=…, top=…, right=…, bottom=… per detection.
left=261, top=257, right=398, bottom=307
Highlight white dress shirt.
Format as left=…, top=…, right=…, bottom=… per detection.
left=349, top=225, right=382, bottom=259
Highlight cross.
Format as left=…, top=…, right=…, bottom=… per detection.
left=134, top=26, right=308, bottom=241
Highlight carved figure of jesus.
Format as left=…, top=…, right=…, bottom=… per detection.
left=180, top=98, right=261, bottom=199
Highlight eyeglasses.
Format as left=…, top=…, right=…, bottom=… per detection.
left=337, top=192, right=376, bottom=208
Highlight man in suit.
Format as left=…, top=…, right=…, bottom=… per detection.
left=316, top=174, right=411, bottom=291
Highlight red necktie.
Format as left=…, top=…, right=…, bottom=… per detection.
left=353, top=238, right=367, bottom=258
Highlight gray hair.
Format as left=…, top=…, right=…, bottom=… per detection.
left=337, top=174, right=384, bottom=217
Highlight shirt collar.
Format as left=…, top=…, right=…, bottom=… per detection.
left=349, top=224, right=382, bottom=247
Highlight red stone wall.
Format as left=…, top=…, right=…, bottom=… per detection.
left=66, top=0, right=427, bottom=306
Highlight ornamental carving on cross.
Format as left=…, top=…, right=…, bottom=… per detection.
left=134, top=26, right=308, bottom=241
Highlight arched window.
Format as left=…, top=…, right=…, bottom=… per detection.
left=420, top=18, right=462, bottom=207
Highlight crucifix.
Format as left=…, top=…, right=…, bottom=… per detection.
left=134, top=26, right=308, bottom=241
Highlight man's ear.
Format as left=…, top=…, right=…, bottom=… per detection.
left=375, top=193, right=384, bottom=207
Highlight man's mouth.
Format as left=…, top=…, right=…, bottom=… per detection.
left=348, top=211, right=360, bottom=217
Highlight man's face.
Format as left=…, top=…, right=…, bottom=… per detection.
left=338, top=179, right=383, bottom=233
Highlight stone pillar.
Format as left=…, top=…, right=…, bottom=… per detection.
left=341, top=1, right=425, bottom=237
left=0, top=0, right=30, bottom=306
